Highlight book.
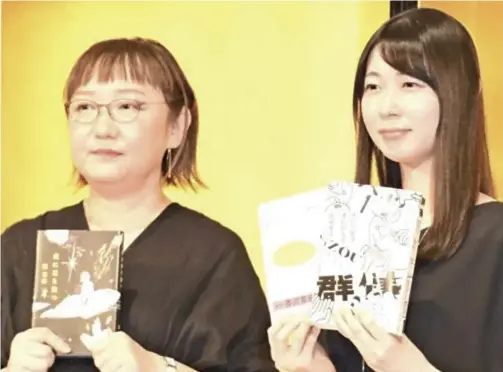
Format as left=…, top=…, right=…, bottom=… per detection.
left=258, top=181, right=424, bottom=334
left=311, top=181, right=424, bottom=334
left=32, top=230, right=124, bottom=356
left=258, top=188, right=331, bottom=324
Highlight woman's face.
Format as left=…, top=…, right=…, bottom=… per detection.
left=361, top=47, right=441, bottom=169
left=67, top=78, right=183, bottom=186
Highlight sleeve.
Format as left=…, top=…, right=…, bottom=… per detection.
left=174, top=232, right=278, bottom=372
left=1, top=224, right=22, bottom=368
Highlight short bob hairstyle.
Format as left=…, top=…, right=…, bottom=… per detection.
left=64, top=37, right=204, bottom=190
left=352, top=8, right=494, bottom=260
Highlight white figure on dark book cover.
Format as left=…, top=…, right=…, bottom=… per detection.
left=32, top=302, right=51, bottom=313
left=44, top=230, right=70, bottom=246
left=39, top=270, right=120, bottom=320
left=79, top=271, right=95, bottom=305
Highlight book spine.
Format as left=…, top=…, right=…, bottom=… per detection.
left=31, top=231, right=44, bottom=327
left=115, top=233, right=125, bottom=332
left=395, top=198, right=425, bottom=334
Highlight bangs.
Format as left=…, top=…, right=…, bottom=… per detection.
left=378, top=38, right=435, bottom=89
left=64, top=42, right=176, bottom=101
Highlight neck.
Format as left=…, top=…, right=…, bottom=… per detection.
left=84, top=176, right=170, bottom=232
left=400, top=157, right=434, bottom=228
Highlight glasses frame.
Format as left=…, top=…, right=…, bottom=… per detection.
left=64, top=99, right=167, bottom=124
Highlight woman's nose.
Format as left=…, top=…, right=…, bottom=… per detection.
left=378, top=89, right=401, bottom=118
left=92, top=107, right=119, bottom=138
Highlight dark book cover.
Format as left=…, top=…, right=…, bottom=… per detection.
left=32, top=230, right=124, bottom=357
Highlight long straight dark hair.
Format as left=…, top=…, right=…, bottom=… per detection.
left=353, top=8, right=495, bottom=260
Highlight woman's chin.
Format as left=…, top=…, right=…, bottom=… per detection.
left=378, top=145, right=433, bottom=169
left=380, top=152, right=423, bottom=168
left=82, top=172, right=125, bottom=185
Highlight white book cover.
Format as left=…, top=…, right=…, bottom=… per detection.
left=258, top=181, right=424, bottom=334
left=258, top=188, right=330, bottom=324
left=311, top=181, right=424, bottom=334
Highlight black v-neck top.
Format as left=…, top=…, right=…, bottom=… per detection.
left=324, top=201, right=503, bottom=372
left=1, top=202, right=278, bottom=372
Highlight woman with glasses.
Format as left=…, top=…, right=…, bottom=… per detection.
left=1, top=37, right=277, bottom=372
left=267, top=7, right=503, bottom=372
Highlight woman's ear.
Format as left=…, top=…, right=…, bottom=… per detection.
left=166, top=106, right=191, bottom=149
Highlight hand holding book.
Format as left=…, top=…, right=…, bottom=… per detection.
left=259, top=181, right=425, bottom=334
left=6, top=327, right=71, bottom=372
left=82, top=330, right=164, bottom=372
left=267, top=319, right=335, bottom=372
left=333, top=306, right=439, bottom=372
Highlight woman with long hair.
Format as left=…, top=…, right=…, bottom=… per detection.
left=268, top=8, right=503, bottom=372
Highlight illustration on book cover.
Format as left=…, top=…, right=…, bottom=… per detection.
left=32, top=230, right=124, bottom=356
left=311, top=181, right=424, bottom=334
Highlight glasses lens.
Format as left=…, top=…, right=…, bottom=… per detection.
left=69, top=101, right=98, bottom=123
left=110, top=100, right=140, bottom=122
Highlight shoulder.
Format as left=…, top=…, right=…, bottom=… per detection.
left=464, top=201, right=503, bottom=264
left=470, top=200, right=503, bottom=237
left=1, top=202, right=84, bottom=256
left=2, top=202, right=84, bottom=235
left=167, top=203, right=259, bottom=278
left=167, top=202, right=247, bottom=253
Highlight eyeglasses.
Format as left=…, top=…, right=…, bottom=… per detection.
left=65, top=99, right=167, bottom=124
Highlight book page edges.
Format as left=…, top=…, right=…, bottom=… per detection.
left=392, top=197, right=425, bottom=335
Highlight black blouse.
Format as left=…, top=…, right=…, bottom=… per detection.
left=325, top=201, right=503, bottom=372
left=1, top=202, right=278, bottom=372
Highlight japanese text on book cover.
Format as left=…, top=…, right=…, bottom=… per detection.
left=311, top=181, right=424, bottom=334
left=32, top=230, right=124, bottom=356
left=259, top=187, right=334, bottom=323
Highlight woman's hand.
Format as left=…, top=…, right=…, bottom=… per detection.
left=7, top=327, right=71, bottom=372
left=267, top=317, right=336, bottom=372
left=83, top=330, right=162, bottom=372
left=333, top=305, right=438, bottom=372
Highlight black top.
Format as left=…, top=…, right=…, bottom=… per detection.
left=1, top=202, right=278, bottom=372
left=325, top=201, right=503, bottom=372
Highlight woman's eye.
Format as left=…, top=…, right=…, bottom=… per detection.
left=403, top=81, right=421, bottom=89
left=364, top=83, right=378, bottom=91
left=77, top=104, right=91, bottom=111
left=119, top=104, right=134, bottom=110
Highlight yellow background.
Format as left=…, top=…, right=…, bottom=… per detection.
left=423, top=0, right=503, bottom=198
left=2, top=1, right=502, bottom=286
